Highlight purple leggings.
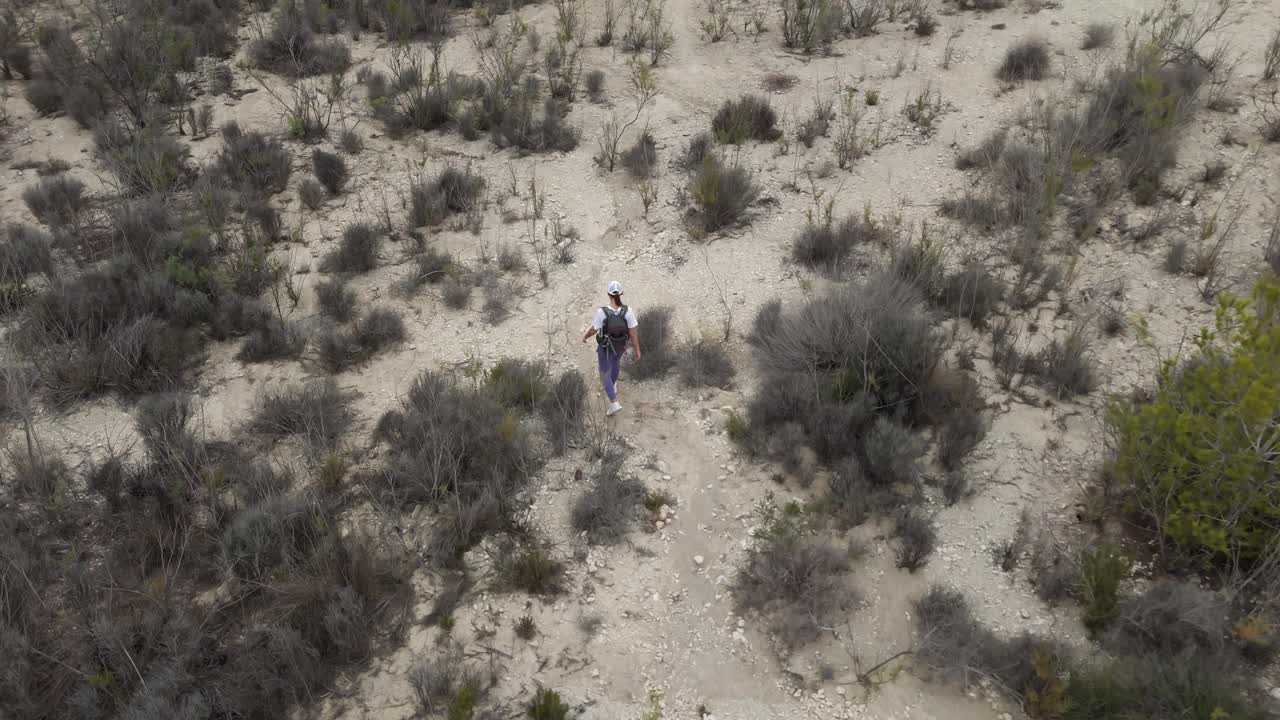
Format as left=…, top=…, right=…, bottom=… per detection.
left=597, top=344, right=623, bottom=402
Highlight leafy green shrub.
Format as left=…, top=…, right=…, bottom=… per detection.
left=1107, top=276, right=1280, bottom=560
left=1064, top=653, right=1259, bottom=720
left=1078, top=544, right=1131, bottom=635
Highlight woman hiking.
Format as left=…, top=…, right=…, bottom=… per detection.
left=582, top=280, right=640, bottom=416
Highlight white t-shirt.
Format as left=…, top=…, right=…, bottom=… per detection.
left=593, top=305, right=638, bottom=332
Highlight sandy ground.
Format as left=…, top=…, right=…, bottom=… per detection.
left=4, top=0, right=1280, bottom=716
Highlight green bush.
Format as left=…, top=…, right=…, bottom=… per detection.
left=1107, top=275, right=1280, bottom=560
left=526, top=687, right=570, bottom=720
left=1078, top=544, right=1130, bottom=635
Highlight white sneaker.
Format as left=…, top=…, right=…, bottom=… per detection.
left=607, top=401, right=623, bottom=416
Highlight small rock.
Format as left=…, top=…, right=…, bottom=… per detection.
left=836, top=687, right=846, bottom=696
left=656, top=520, right=665, bottom=529
left=693, top=555, right=705, bottom=566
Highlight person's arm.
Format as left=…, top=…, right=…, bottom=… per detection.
left=628, top=327, right=641, bottom=359
left=583, top=308, right=602, bottom=343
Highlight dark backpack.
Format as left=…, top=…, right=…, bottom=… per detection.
left=599, top=305, right=629, bottom=351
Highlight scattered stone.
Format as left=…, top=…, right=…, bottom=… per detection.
left=693, top=555, right=705, bottom=566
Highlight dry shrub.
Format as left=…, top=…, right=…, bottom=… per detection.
left=940, top=261, right=1005, bottom=327
left=22, top=175, right=87, bottom=230
left=677, top=338, right=736, bottom=388
left=1107, top=579, right=1228, bottom=656
left=621, top=130, right=658, bottom=177
left=485, top=358, right=548, bottom=410
left=732, top=503, right=852, bottom=651
left=250, top=378, right=356, bottom=452
left=572, top=451, right=646, bottom=544
left=95, top=126, right=195, bottom=196
left=893, top=509, right=937, bottom=571
left=626, top=304, right=676, bottom=379
left=404, top=246, right=454, bottom=290
left=690, top=155, right=759, bottom=233
left=493, top=542, right=565, bottom=596
left=409, top=166, right=485, bottom=226
left=215, top=122, right=292, bottom=194
left=913, top=585, right=1071, bottom=712
left=410, top=648, right=491, bottom=717
left=249, top=1, right=350, bottom=76
left=955, top=128, right=1008, bottom=170
left=371, top=369, right=543, bottom=563
left=1082, top=22, right=1114, bottom=50
left=237, top=320, right=307, bottom=363
left=539, top=369, right=587, bottom=453
left=315, top=306, right=405, bottom=372
left=322, top=222, right=382, bottom=273
left=299, top=178, right=326, bottom=210
left=791, top=213, right=884, bottom=270
left=712, top=94, right=781, bottom=144
left=312, top=148, right=349, bottom=194
left=1025, top=326, right=1097, bottom=398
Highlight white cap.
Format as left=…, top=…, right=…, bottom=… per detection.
left=607, top=280, right=623, bottom=296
